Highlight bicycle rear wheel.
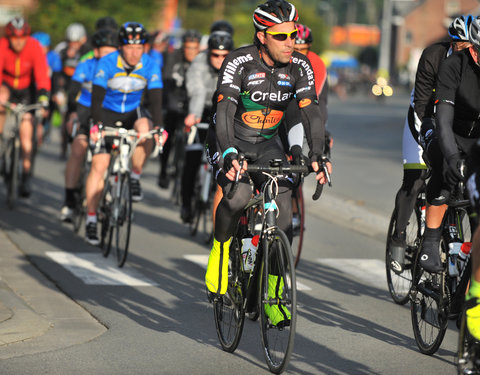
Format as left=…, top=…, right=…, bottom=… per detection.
left=410, top=252, right=448, bottom=355
left=291, top=186, right=305, bottom=269
left=114, top=173, right=132, bottom=267
left=6, top=137, right=20, bottom=209
left=259, top=229, right=296, bottom=373
left=385, top=201, right=422, bottom=305
left=213, top=237, right=245, bottom=352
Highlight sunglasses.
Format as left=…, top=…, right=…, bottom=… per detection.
left=265, top=28, right=298, bottom=41
left=210, top=52, right=229, bottom=58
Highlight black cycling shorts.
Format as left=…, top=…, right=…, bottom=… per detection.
left=3, top=83, right=34, bottom=106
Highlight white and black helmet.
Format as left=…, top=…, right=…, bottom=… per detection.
left=448, top=15, right=473, bottom=41
left=469, top=16, right=480, bottom=49
left=208, top=31, right=234, bottom=51
left=253, top=0, right=299, bottom=31
left=65, top=23, right=87, bottom=42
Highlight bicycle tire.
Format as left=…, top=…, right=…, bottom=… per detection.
left=457, top=309, right=480, bottom=374
left=72, top=168, right=86, bottom=234
left=7, top=137, right=20, bottom=209
left=291, top=186, right=305, bottom=269
left=114, top=173, right=132, bottom=267
left=213, top=236, right=245, bottom=352
left=410, top=251, right=448, bottom=355
left=385, top=200, right=422, bottom=305
left=189, top=178, right=201, bottom=236
left=100, top=178, right=113, bottom=256
left=259, top=229, right=296, bottom=373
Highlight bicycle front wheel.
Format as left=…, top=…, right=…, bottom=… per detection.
left=114, top=173, right=132, bottom=267
left=410, top=253, right=448, bottom=355
left=259, top=229, right=296, bottom=373
left=6, top=137, right=20, bottom=209
left=213, top=237, right=245, bottom=352
left=291, top=186, right=305, bottom=268
left=385, top=202, right=421, bottom=305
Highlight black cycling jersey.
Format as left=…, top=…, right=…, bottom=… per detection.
left=414, top=42, right=451, bottom=123
left=214, top=44, right=325, bottom=160
left=436, top=47, right=480, bottom=159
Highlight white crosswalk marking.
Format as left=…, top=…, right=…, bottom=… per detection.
left=316, top=258, right=387, bottom=290
left=46, top=252, right=158, bottom=286
left=184, top=254, right=312, bottom=291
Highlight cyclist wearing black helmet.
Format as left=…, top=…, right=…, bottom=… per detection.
left=60, top=28, right=118, bottom=222
left=389, top=15, right=473, bottom=274
left=158, top=29, right=201, bottom=188
left=415, top=15, right=480, bottom=273
left=205, top=0, right=330, bottom=327
left=84, top=22, right=164, bottom=245
left=180, top=30, right=234, bottom=223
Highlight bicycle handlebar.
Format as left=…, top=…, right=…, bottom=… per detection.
left=1, top=102, right=44, bottom=114
left=226, top=154, right=329, bottom=201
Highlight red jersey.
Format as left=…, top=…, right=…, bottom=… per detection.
left=0, top=36, right=51, bottom=93
left=307, top=50, right=327, bottom=98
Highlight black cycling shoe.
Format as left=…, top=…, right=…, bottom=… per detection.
left=419, top=239, right=443, bottom=273
left=157, top=174, right=169, bottom=189
left=389, top=234, right=406, bottom=274
left=19, top=173, right=31, bottom=198
left=181, top=205, right=192, bottom=223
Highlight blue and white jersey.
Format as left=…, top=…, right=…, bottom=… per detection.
left=47, top=50, right=62, bottom=74
left=93, top=50, right=163, bottom=113
left=148, top=49, right=164, bottom=71
left=72, top=58, right=98, bottom=108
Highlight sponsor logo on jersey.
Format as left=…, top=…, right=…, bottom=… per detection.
left=248, top=72, right=266, bottom=80
left=241, top=109, right=283, bottom=129
left=247, top=79, right=264, bottom=86
left=296, top=86, right=311, bottom=95
left=251, top=90, right=293, bottom=102
left=278, top=73, right=290, bottom=80
left=292, top=56, right=315, bottom=86
left=217, top=94, right=224, bottom=102
left=277, top=80, right=292, bottom=87
left=299, top=98, right=312, bottom=108
left=229, top=84, right=240, bottom=91
left=96, top=69, right=105, bottom=78
left=221, top=54, right=254, bottom=84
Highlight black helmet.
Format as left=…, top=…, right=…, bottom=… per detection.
left=253, top=0, right=298, bottom=31
left=119, top=22, right=147, bottom=45
left=208, top=31, right=234, bottom=51
left=95, top=16, right=118, bottom=31
left=182, top=29, right=202, bottom=43
left=93, top=28, right=119, bottom=48
left=210, top=20, right=234, bottom=36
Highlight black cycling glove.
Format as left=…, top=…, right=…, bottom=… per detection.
left=445, top=153, right=464, bottom=186
left=290, top=145, right=304, bottom=166
left=223, top=150, right=238, bottom=172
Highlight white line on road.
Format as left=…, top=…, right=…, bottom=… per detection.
left=316, top=258, right=387, bottom=290
left=46, top=252, right=158, bottom=286
left=184, top=254, right=312, bottom=291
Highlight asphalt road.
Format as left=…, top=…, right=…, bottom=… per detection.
left=0, top=90, right=461, bottom=374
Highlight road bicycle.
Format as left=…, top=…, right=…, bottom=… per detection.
left=385, top=189, right=426, bottom=304
left=410, top=183, right=472, bottom=355
left=212, top=155, right=324, bottom=373
left=97, top=125, right=164, bottom=267
left=188, top=123, right=215, bottom=243
left=0, top=102, right=43, bottom=209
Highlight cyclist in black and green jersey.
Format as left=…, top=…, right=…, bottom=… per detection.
left=204, top=0, right=331, bottom=327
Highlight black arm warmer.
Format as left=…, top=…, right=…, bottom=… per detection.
left=91, top=85, right=106, bottom=124
left=300, top=102, right=325, bottom=159
left=215, top=99, right=237, bottom=153
left=147, top=88, right=163, bottom=127
left=67, top=80, right=82, bottom=114
left=436, top=102, right=458, bottom=159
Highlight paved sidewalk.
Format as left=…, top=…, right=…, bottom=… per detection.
left=0, top=228, right=106, bottom=360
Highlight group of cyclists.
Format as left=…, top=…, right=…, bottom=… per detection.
left=4, top=0, right=480, bottom=368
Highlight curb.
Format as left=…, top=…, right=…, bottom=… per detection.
left=0, top=228, right=107, bottom=360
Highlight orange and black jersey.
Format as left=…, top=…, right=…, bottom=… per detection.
left=214, top=44, right=325, bottom=159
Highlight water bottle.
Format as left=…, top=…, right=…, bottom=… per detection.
left=458, top=241, right=472, bottom=273
left=241, top=235, right=260, bottom=272
left=448, top=242, right=462, bottom=277
left=420, top=204, right=426, bottom=235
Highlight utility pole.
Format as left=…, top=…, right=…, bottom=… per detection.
left=378, top=0, right=392, bottom=79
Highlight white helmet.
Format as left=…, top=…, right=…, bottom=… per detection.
left=65, top=23, right=87, bottom=42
